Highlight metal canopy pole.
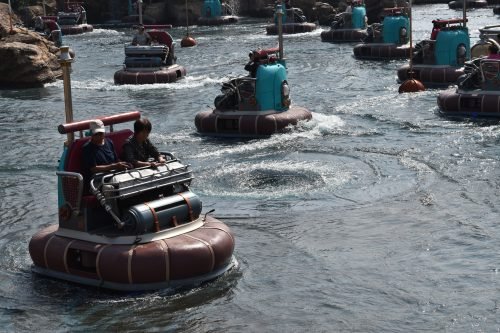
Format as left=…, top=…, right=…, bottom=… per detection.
left=277, top=4, right=284, bottom=60
left=59, top=46, right=75, bottom=145
left=463, top=0, right=466, bottom=28
left=138, top=0, right=143, bottom=25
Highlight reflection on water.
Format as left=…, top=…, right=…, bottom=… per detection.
left=0, top=4, right=500, bottom=332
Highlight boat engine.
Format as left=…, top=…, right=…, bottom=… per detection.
left=124, top=45, right=169, bottom=68
left=93, top=160, right=195, bottom=231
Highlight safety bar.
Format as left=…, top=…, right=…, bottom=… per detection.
left=143, top=24, right=173, bottom=30
left=432, top=18, right=467, bottom=25
left=58, top=111, right=141, bottom=134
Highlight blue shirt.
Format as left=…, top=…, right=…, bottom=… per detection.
left=82, top=138, right=118, bottom=187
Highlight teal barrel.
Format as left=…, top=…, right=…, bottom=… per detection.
left=256, top=62, right=289, bottom=111
left=352, top=6, right=366, bottom=29
left=435, top=28, right=470, bottom=66
left=202, top=0, right=222, bottom=18
left=382, top=15, right=409, bottom=44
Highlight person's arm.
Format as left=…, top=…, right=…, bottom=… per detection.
left=90, top=162, right=129, bottom=173
left=90, top=139, right=130, bottom=173
left=146, top=140, right=166, bottom=165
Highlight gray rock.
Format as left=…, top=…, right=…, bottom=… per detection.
left=0, top=3, right=62, bottom=89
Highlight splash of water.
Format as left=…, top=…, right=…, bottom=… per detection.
left=226, top=0, right=240, bottom=15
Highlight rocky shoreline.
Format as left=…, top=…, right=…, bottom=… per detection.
left=0, top=3, right=62, bottom=89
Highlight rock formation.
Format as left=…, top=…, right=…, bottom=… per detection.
left=313, top=2, right=338, bottom=26
left=0, top=3, right=62, bottom=89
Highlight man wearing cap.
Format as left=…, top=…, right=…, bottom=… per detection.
left=82, top=120, right=130, bottom=188
left=132, top=25, right=152, bottom=46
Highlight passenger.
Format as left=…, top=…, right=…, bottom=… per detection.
left=244, top=51, right=260, bottom=78
left=82, top=119, right=131, bottom=188
left=487, top=43, right=500, bottom=59
left=430, top=21, right=445, bottom=40
left=122, top=118, right=166, bottom=168
left=345, top=1, right=353, bottom=13
left=34, top=16, right=44, bottom=32
left=132, top=25, right=151, bottom=46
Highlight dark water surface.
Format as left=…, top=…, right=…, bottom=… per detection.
left=1, top=4, right=500, bottom=332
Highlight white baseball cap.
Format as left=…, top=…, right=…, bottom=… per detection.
left=89, top=119, right=105, bottom=135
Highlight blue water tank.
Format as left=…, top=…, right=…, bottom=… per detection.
left=202, top=0, right=222, bottom=18
left=382, top=15, right=409, bottom=44
left=435, top=28, right=470, bottom=66
left=256, top=62, right=288, bottom=111
left=352, top=6, right=366, bottom=29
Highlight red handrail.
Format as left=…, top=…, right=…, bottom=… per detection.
left=432, top=18, right=467, bottom=25
left=144, top=24, right=173, bottom=30
left=58, top=111, right=141, bottom=134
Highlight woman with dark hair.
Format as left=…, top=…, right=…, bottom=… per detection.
left=122, top=118, right=166, bottom=168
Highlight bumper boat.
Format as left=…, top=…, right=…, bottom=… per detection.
left=197, top=0, right=238, bottom=26
left=353, top=7, right=410, bottom=60
left=196, top=6, right=312, bottom=137
left=34, top=17, right=76, bottom=57
left=321, top=1, right=368, bottom=43
left=266, top=1, right=316, bottom=35
left=448, top=0, right=488, bottom=9
left=437, top=57, right=500, bottom=118
left=397, top=18, right=470, bottom=87
left=29, top=112, right=236, bottom=291
left=114, top=26, right=186, bottom=85
left=471, top=25, right=500, bottom=58
left=34, top=16, right=63, bottom=46
left=57, top=2, right=93, bottom=35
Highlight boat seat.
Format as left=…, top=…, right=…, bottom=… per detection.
left=148, top=31, right=173, bottom=49
left=60, top=129, right=133, bottom=211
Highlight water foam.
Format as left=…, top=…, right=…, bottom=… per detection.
left=45, top=75, right=225, bottom=92
left=194, top=112, right=344, bottom=159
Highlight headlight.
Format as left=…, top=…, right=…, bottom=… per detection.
left=281, top=81, right=291, bottom=107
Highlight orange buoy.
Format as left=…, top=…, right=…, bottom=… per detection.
left=181, top=35, right=197, bottom=47
left=398, top=77, right=425, bottom=93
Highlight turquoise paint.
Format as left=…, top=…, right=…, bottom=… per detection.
left=352, top=6, right=366, bottom=29
left=57, top=145, right=67, bottom=208
left=202, top=0, right=222, bottom=18
left=382, top=15, right=409, bottom=44
left=255, top=62, right=288, bottom=111
left=274, top=2, right=286, bottom=24
left=435, top=28, right=470, bottom=66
